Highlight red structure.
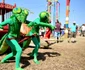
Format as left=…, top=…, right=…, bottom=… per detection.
left=0, top=0, right=16, bottom=22
left=0, top=0, right=16, bottom=39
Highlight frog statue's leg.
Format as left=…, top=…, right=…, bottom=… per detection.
left=22, top=37, right=31, bottom=50
left=0, top=37, right=23, bottom=70
left=0, top=34, right=9, bottom=55
left=29, top=36, right=40, bottom=64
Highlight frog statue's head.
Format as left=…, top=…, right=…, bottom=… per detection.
left=39, top=11, right=50, bottom=23
left=12, top=7, right=29, bottom=23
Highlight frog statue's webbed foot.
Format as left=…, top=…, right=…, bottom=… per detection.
left=34, top=55, right=40, bottom=64
left=29, top=53, right=40, bottom=64
left=15, top=67, right=24, bottom=70
left=0, top=60, right=9, bottom=64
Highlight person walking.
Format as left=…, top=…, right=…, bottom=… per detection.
left=54, top=20, right=61, bottom=43
left=68, top=22, right=77, bottom=43
left=81, top=24, right=85, bottom=37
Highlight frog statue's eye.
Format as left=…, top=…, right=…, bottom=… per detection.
left=12, top=7, right=22, bottom=14
left=24, top=9, right=29, bottom=15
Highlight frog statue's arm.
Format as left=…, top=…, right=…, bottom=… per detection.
left=27, top=21, right=35, bottom=27
left=0, top=13, right=14, bottom=55
left=27, top=21, right=54, bottom=30
left=38, top=22, right=55, bottom=30
left=0, top=18, right=12, bottom=29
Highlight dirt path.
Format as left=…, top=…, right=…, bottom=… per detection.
left=0, top=36, right=85, bottom=70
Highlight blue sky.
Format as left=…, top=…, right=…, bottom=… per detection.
left=0, top=0, right=85, bottom=27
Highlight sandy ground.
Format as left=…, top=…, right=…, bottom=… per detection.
left=0, top=36, right=85, bottom=70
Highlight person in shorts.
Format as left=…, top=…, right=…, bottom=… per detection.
left=54, top=20, right=61, bottom=43
left=68, top=22, right=77, bottom=43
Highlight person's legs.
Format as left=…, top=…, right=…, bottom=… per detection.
left=83, top=31, right=85, bottom=37
left=68, top=32, right=72, bottom=43
left=58, top=32, right=61, bottom=42
left=57, top=32, right=60, bottom=43
left=81, top=31, right=83, bottom=36
left=73, top=32, right=76, bottom=42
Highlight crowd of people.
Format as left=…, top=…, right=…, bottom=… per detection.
left=39, top=20, right=85, bottom=44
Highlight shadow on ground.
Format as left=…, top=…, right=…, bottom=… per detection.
left=27, top=51, right=61, bottom=61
